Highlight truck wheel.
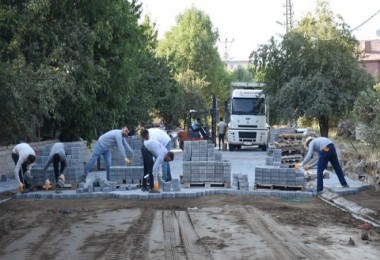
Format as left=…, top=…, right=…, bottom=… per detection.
left=229, top=144, right=234, bottom=151
left=237, top=145, right=242, bottom=150
left=261, top=145, right=267, bottom=151
left=179, top=141, right=184, bottom=150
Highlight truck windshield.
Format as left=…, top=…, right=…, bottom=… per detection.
left=232, top=98, right=265, bottom=115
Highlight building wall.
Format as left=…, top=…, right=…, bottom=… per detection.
left=360, top=40, right=380, bottom=83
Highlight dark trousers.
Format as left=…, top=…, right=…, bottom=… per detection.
left=218, top=133, right=225, bottom=149
left=53, top=158, right=67, bottom=182
left=141, top=146, right=154, bottom=188
left=12, top=153, right=31, bottom=188
left=317, top=143, right=348, bottom=192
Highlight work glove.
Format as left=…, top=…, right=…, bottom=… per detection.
left=153, top=181, right=160, bottom=192
left=19, top=183, right=25, bottom=193
left=304, top=164, right=311, bottom=170
left=124, top=158, right=132, bottom=165
left=294, top=163, right=302, bottom=169
left=43, top=179, right=52, bottom=190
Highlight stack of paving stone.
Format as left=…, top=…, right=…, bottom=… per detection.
left=77, top=179, right=124, bottom=193
left=232, top=174, right=249, bottom=190
left=31, top=141, right=86, bottom=185
left=254, top=166, right=305, bottom=188
left=182, top=140, right=231, bottom=187
left=274, top=133, right=303, bottom=167
left=108, top=137, right=144, bottom=184
left=265, top=149, right=282, bottom=167
left=171, top=179, right=181, bottom=191
left=256, top=145, right=305, bottom=189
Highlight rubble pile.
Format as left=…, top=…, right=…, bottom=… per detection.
left=340, top=150, right=380, bottom=191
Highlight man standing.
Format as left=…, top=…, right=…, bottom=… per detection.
left=217, top=117, right=226, bottom=150
left=296, top=136, right=349, bottom=193
left=12, top=143, right=36, bottom=192
left=42, top=142, right=67, bottom=193
left=82, top=125, right=134, bottom=182
left=142, top=137, right=174, bottom=193
left=141, top=128, right=172, bottom=182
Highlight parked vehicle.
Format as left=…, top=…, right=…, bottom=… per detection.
left=227, top=82, right=270, bottom=151
left=177, top=110, right=212, bottom=150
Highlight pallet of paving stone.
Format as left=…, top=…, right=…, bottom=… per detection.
left=254, top=183, right=304, bottom=191
left=34, top=183, right=77, bottom=191
left=183, top=182, right=231, bottom=188
left=63, top=183, right=77, bottom=190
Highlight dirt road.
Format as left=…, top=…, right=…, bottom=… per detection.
left=1, top=195, right=379, bottom=259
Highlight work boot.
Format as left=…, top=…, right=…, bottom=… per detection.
left=141, top=187, right=148, bottom=192
left=149, top=189, right=160, bottom=193
left=57, top=178, right=65, bottom=188
left=55, top=185, right=62, bottom=194
left=80, top=175, right=87, bottom=183
left=342, top=184, right=350, bottom=188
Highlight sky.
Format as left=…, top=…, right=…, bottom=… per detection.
left=139, top=0, right=380, bottom=61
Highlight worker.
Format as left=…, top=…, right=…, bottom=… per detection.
left=191, top=117, right=202, bottom=132
left=136, top=122, right=146, bottom=138
left=142, top=137, right=174, bottom=193
left=42, top=142, right=67, bottom=193
left=217, top=117, right=226, bottom=150
left=140, top=143, right=154, bottom=192
left=141, top=128, right=172, bottom=182
left=296, top=136, right=349, bottom=193
left=82, top=125, right=134, bottom=182
left=12, top=143, right=36, bottom=193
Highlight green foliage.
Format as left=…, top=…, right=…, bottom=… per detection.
left=354, top=86, right=380, bottom=149
left=157, top=6, right=228, bottom=108
left=230, top=66, right=252, bottom=82
left=250, top=0, right=374, bottom=137
left=175, top=69, right=209, bottom=122
left=0, top=0, right=178, bottom=144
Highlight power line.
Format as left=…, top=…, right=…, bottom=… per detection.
left=351, top=8, right=380, bottom=32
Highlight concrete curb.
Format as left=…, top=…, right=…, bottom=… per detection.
left=12, top=188, right=315, bottom=200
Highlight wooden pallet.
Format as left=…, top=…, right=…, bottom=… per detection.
left=34, top=183, right=76, bottom=191
left=254, top=183, right=304, bottom=191
left=183, top=182, right=230, bottom=188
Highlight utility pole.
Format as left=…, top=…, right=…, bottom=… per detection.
left=220, top=38, right=234, bottom=65
left=284, top=0, right=294, bottom=32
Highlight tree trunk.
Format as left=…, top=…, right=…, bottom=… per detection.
left=318, top=116, right=329, bottom=137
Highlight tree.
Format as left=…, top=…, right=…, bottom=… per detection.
left=230, top=66, right=252, bottom=82
left=354, top=84, right=380, bottom=149
left=0, top=0, right=166, bottom=143
left=250, top=0, right=374, bottom=137
left=157, top=6, right=228, bottom=107
left=175, top=69, right=209, bottom=121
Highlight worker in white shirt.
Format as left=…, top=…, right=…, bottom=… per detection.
left=141, top=132, right=174, bottom=193
left=141, top=128, right=172, bottom=181
left=12, top=143, right=36, bottom=192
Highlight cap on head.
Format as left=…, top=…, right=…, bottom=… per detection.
left=304, top=136, right=315, bottom=149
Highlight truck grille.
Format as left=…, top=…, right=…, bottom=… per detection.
left=238, top=132, right=257, bottom=139
left=237, top=125, right=257, bottom=128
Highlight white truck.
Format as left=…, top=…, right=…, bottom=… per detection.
left=227, top=82, right=269, bottom=151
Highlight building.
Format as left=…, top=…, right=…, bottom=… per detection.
left=224, top=59, right=250, bottom=71
left=360, top=40, right=380, bottom=83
